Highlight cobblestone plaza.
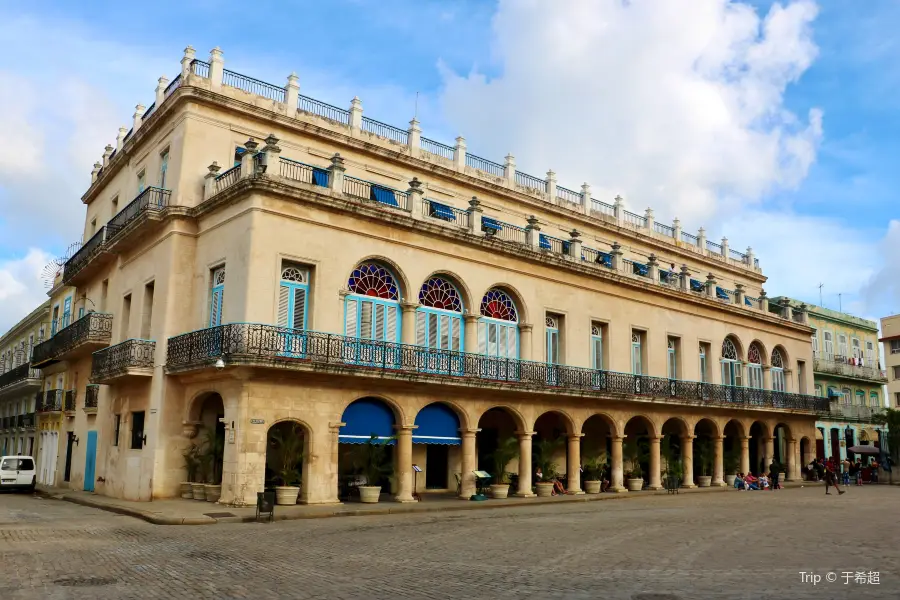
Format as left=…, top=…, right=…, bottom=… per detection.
left=2, top=487, right=897, bottom=599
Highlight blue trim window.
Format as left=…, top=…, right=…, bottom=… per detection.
left=771, top=348, right=785, bottom=392
left=62, top=296, right=72, bottom=329
left=667, top=337, right=677, bottom=379
left=478, top=289, right=519, bottom=362
left=427, top=201, right=456, bottom=222
left=699, top=344, right=708, bottom=383
left=209, top=267, right=225, bottom=327
left=481, top=216, right=503, bottom=234
left=277, top=264, right=309, bottom=357
left=416, top=278, right=464, bottom=370
left=159, top=149, right=169, bottom=189
left=690, top=279, right=704, bottom=293
left=591, top=324, right=603, bottom=371
left=747, top=343, right=763, bottom=389
left=720, top=337, right=742, bottom=387
left=631, top=331, right=642, bottom=375
left=546, top=316, right=559, bottom=364
left=137, top=170, right=146, bottom=194
left=344, top=263, right=401, bottom=366
left=312, top=167, right=329, bottom=187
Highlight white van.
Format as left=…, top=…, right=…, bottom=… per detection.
left=0, top=456, right=36, bottom=492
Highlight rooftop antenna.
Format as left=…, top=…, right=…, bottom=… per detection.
left=838, top=293, right=842, bottom=313
left=818, top=283, right=823, bottom=307
left=414, top=91, right=419, bottom=120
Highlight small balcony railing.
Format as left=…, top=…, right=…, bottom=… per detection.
left=828, top=401, right=883, bottom=422
left=813, top=354, right=887, bottom=382
left=64, top=390, right=76, bottom=412
left=0, top=363, right=41, bottom=390
left=20, top=412, right=35, bottom=428
left=63, top=226, right=107, bottom=283
left=91, top=339, right=155, bottom=383
left=31, top=312, right=113, bottom=366
left=166, top=324, right=830, bottom=413
left=84, top=384, right=99, bottom=411
left=40, top=389, right=63, bottom=412
left=106, top=187, right=171, bottom=240
left=0, top=417, right=7, bottom=430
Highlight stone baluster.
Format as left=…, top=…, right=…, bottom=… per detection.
left=705, top=273, right=717, bottom=299
left=613, top=195, right=624, bottom=226
left=580, top=183, right=591, bottom=215
left=567, top=229, right=582, bottom=261
left=647, top=253, right=659, bottom=282
left=467, top=196, right=483, bottom=237
left=181, top=45, right=196, bottom=80
left=203, top=162, right=221, bottom=200
left=610, top=242, right=623, bottom=272
left=524, top=216, right=541, bottom=249
left=327, top=153, right=346, bottom=193
left=504, top=154, right=516, bottom=186
left=407, top=178, right=424, bottom=219
left=349, top=96, right=363, bottom=136
left=116, top=126, right=127, bottom=151
left=132, top=104, right=145, bottom=134
left=154, top=76, right=169, bottom=109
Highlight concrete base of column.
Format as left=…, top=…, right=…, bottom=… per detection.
left=610, top=486, right=627, bottom=493
left=569, top=490, right=585, bottom=495
left=681, top=483, right=697, bottom=489
left=712, top=481, right=727, bottom=487
left=514, top=491, right=536, bottom=498
left=394, top=496, right=417, bottom=503
left=646, top=485, right=663, bottom=491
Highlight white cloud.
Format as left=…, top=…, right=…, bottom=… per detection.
left=437, top=0, right=822, bottom=226
left=862, top=220, right=900, bottom=316
left=0, top=249, right=53, bottom=332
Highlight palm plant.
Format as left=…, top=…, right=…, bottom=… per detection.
left=488, top=436, right=518, bottom=484
left=181, top=444, right=200, bottom=483
left=622, top=438, right=644, bottom=479
left=660, top=435, right=683, bottom=480
left=582, top=447, right=608, bottom=481
left=534, top=437, right=565, bottom=480
left=351, top=434, right=394, bottom=487
left=696, top=438, right=713, bottom=476
left=872, top=408, right=900, bottom=483
left=723, top=448, right=740, bottom=475
left=202, top=427, right=225, bottom=485
left=270, top=424, right=305, bottom=487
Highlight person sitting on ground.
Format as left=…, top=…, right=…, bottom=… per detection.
left=734, top=473, right=745, bottom=489
left=758, top=473, right=770, bottom=490
left=743, top=472, right=759, bottom=490
left=553, top=476, right=567, bottom=495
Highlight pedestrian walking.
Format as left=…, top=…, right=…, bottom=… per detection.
left=841, top=457, right=851, bottom=486
left=769, top=459, right=780, bottom=491
left=823, top=461, right=845, bottom=496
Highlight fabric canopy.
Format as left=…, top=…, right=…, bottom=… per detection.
left=413, top=403, right=460, bottom=445
left=370, top=185, right=399, bottom=207
left=429, top=201, right=457, bottom=221
left=312, top=168, right=329, bottom=187
left=339, top=398, right=396, bottom=444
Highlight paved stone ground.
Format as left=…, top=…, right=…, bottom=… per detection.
left=1, top=486, right=898, bottom=600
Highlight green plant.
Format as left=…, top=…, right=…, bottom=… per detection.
left=873, top=408, right=900, bottom=483
left=696, top=438, right=713, bottom=476
left=181, top=445, right=200, bottom=483
left=351, top=434, right=394, bottom=487
left=488, top=437, right=518, bottom=484
left=270, top=424, right=305, bottom=487
left=202, top=427, right=225, bottom=485
left=582, top=448, right=608, bottom=481
left=623, top=438, right=645, bottom=478
left=723, top=448, right=740, bottom=474
left=534, top=437, right=565, bottom=480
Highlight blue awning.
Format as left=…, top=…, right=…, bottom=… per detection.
left=744, top=297, right=753, bottom=307
left=538, top=234, right=551, bottom=250
left=429, top=201, right=456, bottom=221
left=371, top=185, right=399, bottom=207
left=632, top=261, right=648, bottom=276
left=312, top=168, right=329, bottom=187
left=413, top=403, right=460, bottom=445
left=690, top=279, right=704, bottom=292
left=597, top=253, right=612, bottom=268
left=716, top=286, right=730, bottom=300
left=481, top=216, right=502, bottom=232
left=340, top=398, right=396, bottom=444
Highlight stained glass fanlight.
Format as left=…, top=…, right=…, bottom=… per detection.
left=348, top=263, right=399, bottom=300
left=480, top=288, right=518, bottom=321
left=418, top=277, right=462, bottom=312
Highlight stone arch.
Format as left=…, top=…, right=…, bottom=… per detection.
left=475, top=406, right=525, bottom=483
left=418, top=270, right=474, bottom=312
left=185, top=390, right=226, bottom=425
left=723, top=418, right=746, bottom=439
left=265, top=418, right=312, bottom=502
left=772, top=422, right=792, bottom=468
left=412, top=399, right=470, bottom=433
left=771, top=344, right=789, bottom=369
left=476, top=282, right=530, bottom=325
left=693, top=417, right=720, bottom=438
left=578, top=412, right=620, bottom=438
left=338, top=394, right=407, bottom=428
left=532, top=409, right=576, bottom=435
left=476, top=404, right=527, bottom=432
left=347, top=255, right=410, bottom=301
left=661, top=416, right=691, bottom=437
left=722, top=334, right=744, bottom=361
left=623, top=414, right=660, bottom=438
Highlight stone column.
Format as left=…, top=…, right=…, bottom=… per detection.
left=260, top=134, right=281, bottom=176
left=204, top=162, right=221, bottom=200
left=762, top=365, right=772, bottom=391
left=610, top=435, right=625, bottom=492
left=454, top=136, right=467, bottom=170
left=698, top=227, right=707, bottom=253
left=241, top=138, right=258, bottom=178
left=327, top=153, right=346, bottom=192
left=467, top=196, right=483, bottom=237
left=518, top=324, right=533, bottom=360
left=681, top=435, right=696, bottom=488
left=303, top=422, right=342, bottom=504
left=567, top=434, right=584, bottom=494
left=673, top=218, right=682, bottom=242
left=394, top=426, right=415, bottom=502
left=740, top=436, right=750, bottom=475
left=132, top=104, right=145, bottom=133
left=504, top=154, right=516, bottom=186
left=284, top=72, right=299, bottom=116
left=546, top=170, right=557, bottom=204
left=400, top=301, right=417, bottom=345
left=515, top=431, right=535, bottom=497
left=460, top=428, right=478, bottom=498
left=759, top=289, right=769, bottom=312
left=407, top=177, right=424, bottom=219
left=747, top=247, right=756, bottom=269
left=679, top=264, right=690, bottom=292
left=349, top=96, right=363, bottom=136
left=764, top=436, right=775, bottom=473
left=705, top=273, right=717, bottom=299
left=209, top=47, right=224, bottom=90
left=463, top=315, right=478, bottom=354
left=102, top=145, right=113, bottom=168
left=610, top=242, right=624, bottom=272
left=648, top=435, right=662, bottom=490
left=408, top=118, right=421, bottom=158
left=721, top=237, right=729, bottom=258
left=116, top=126, right=127, bottom=151
left=647, top=254, right=659, bottom=282
left=645, top=208, right=654, bottom=232
left=713, top=435, right=725, bottom=486
left=786, top=439, right=797, bottom=481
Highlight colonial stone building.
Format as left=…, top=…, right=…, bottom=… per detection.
left=17, top=46, right=829, bottom=504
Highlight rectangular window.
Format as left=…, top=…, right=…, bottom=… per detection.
left=113, top=415, right=121, bottom=447
left=130, top=411, right=145, bottom=450
left=100, top=279, right=109, bottom=313
left=631, top=330, right=644, bottom=375
left=667, top=336, right=679, bottom=379
left=546, top=315, right=560, bottom=365
left=838, top=334, right=847, bottom=358
left=890, top=340, right=900, bottom=354
left=159, top=149, right=169, bottom=189
left=590, top=323, right=605, bottom=371
left=824, top=332, right=834, bottom=357
left=852, top=338, right=861, bottom=360
left=121, top=294, right=132, bottom=340
left=895, top=392, right=900, bottom=408
left=137, top=170, right=146, bottom=194
left=811, top=332, right=818, bottom=355
left=62, top=296, right=72, bottom=329
left=209, top=267, right=225, bottom=327
left=893, top=366, right=900, bottom=380
left=141, top=282, right=155, bottom=339
left=865, top=341, right=874, bottom=366
left=27, top=335, right=33, bottom=360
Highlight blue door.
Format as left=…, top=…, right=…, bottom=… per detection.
left=83, top=430, right=98, bottom=492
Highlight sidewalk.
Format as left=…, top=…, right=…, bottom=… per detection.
left=36, top=480, right=815, bottom=526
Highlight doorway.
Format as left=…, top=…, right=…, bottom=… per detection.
left=64, top=432, right=74, bottom=482
left=425, top=445, right=449, bottom=489
left=830, top=428, right=841, bottom=462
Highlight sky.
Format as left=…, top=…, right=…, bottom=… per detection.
left=0, top=0, right=897, bottom=333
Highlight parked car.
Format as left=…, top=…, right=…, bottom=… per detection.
left=0, top=456, right=36, bottom=492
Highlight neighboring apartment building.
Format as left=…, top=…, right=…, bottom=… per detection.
left=22, top=46, right=830, bottom=504
left=776, top=298, right=887, bottom=462
left=0, top=301, right=49, bottom=457
left=880, top=314, right=900, bottom=411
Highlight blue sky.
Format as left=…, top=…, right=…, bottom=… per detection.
left=0, top=0, right=898, bottom=331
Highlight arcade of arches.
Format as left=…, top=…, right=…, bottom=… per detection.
left=180, top=380, right=817, bottom=505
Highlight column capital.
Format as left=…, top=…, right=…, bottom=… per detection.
left=611, top=435, right=625, bottom=442
left=648, top=434, right=663, bottom=442
left=463, top=313, right=479, bottom=324
left=567, top=433, right=585, bottom=441
left=400, top=300, right=418, bottom=312
left=329, top=421, right=346, bottom=431
left=713, top=435, right=725, bottom=441
left=681, top=434, right=696, bottom=441
left=461, top=428, right=481, bottom=436
left=395, top=424, right=417, bottom=432
left=515, top=430, right=535, bottom=439
left=518, top=323, right=533, bottom=333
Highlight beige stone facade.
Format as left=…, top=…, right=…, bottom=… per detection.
left=9, top=46, right=831, bottom=504
left=881, top=314, right=900, bottom=410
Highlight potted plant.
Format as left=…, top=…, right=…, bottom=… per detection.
left=696, top=439, right=713, bottom=487
left=203, top=428, right=224, bottom=503
left=623, top=438, right=645, bottom=491
left=488, top=436, right=518, bottom=499
left=181, top=445, right=199, bottom=499
left=582, top=448, right=608, bottom=494
left=352, top=434, right=394, bottom=503
left=660, top=436, right=683, bottom=490
left=270, top=423, right=305, bottom=505
left=533, top=437, right=564, bottom=497
left=723, top=449, right=740, bottom=487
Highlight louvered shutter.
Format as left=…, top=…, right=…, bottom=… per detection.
left=416, top=311, right=426, bottom=346
left=345, top=299, right=358, bottom=336
left=385, top=304, right=398, bottom=342
left=209, top=288, right=223, bottom=327
left=277, top=285, right=290, bottom=327
left=593, top=337, right=603, bottom=370
left=450, top=317, right=461, bottom=352
left=292, top=287, right=306, bottom=330
left=478, top=321, right=487, bottom=354
left=360, top=301, right=374, bottom=339
left=428, top=313, right=439, bottom=349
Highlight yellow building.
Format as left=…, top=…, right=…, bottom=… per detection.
left=16, top=46, right=831, bottom=504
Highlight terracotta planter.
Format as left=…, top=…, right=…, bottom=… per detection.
left=205, top=484, right=222, bottom=503
left=275, top=486, right=300, bottom=505
left=490, top=484, right=509, bottom=499
left=697, top=475, right=712, bottom=488
left=191, top=483, right=206, bottom=500
left=584, top=480, right=602, bottom=494
left=358, top=485, right=381, bottom=503
left=626, top=478, right=644, bottom=491
left=180, top=482, right=193, bottom=499
left=535, top=482, right=554, bottom=497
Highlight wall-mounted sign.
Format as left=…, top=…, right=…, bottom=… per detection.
left=250, top=418, right=265, bottom=425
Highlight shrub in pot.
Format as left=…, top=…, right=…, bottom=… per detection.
left=534, top=437, right=564, bottom=497
left=270, top=423, right=305, bottom=505
left=723, top=449, right=740, bottom=487
left=582, top=448, right=608, bottom=494
left=351, top=434, right=394, bottom=503
left=696, top=438, right=713, bottom=487
left=202, top=428, right=225, bottom=503
left=660, top=434, right=682, bottom=490
left=623, top=438, right=646, bottom=491
left=488, top=436, right=518, bottom=498
left=181, top=445, right=199, bottom=499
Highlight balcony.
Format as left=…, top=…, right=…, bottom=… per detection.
left=827, top=401, right=884, bottom=423
left=166, top=324, right=830, bottom=413
left=64, top=390, right=76, bottom=415
left=0, top=363, right=42, bottom=398
left=83, top=384, right=99, bottom=414
left=19, top=412, right=35, bottom=429
left=31, top=312, right=113, bottom=367
left=813, top=354, right=887, bottom=383
left=62, top=227, right=114, bottom=286
left=39, top=389, right=63, bottom=413
left=105, top=187, right=171, bottom=252
left=91, top=339, right=155, bottom=383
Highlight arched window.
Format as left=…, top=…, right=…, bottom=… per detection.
left=416, top=277, right=463, bottom=354
left=721, top=337, right=742, bottom=387
left=771, top=348, right=785, bottom=392
left=841, top=387, right=852, bottom=406
left=345, top=263, right=401, bottom=344
left=478, top=288, right=518, bottom=360
left=823, top=331, right=834, bottom=358
left=747, top=343, right=763, bottom=389
left=855, top=390, right=865, bottom=406
left=814, top=384, right=823, bottom=397
left=277, top=263, right=309, bottom=357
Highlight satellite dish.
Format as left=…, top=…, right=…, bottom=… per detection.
left=40, top=241, right=82, bottom=289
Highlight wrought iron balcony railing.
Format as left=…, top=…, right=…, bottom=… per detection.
left=64, top=390, right=76, bottom=412
left=84, top=384, right=99, bottom=410
left=31, top=312, right=113, bottom=366
left=20, top=412, right=35, bottom=428
left=40, top=389, right=63, bottom=412
left=828, top=402, right=884, bottom=422
left=63, top=226, right=107, bottom=283
left=813, top=354, right=887, bottom=382
left=0, top=363, right=41, bottom=390
left=91, top=339, right=155, bottom=382
left=106, top=187, right=171, bottom=240
left=167, top=324, right=830, bottom=413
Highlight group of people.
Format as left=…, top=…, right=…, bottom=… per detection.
left=733, top=459, right=784, bottom=490
left=808, top=457, right=879, bottom=487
